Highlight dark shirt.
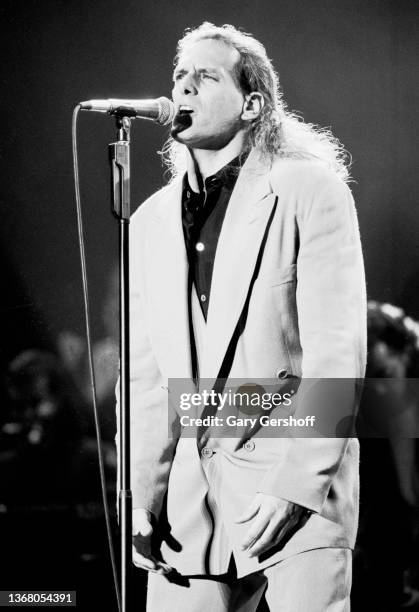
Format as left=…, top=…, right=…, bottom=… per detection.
left=181, top=153, right=248, bottom=320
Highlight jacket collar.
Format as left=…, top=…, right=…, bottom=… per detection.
left=145, top=148, right=277, bottom=385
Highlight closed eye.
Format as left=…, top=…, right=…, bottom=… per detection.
left=199, top=70, right=218, bottom=81
left=173, top=71, right=186, bottom=82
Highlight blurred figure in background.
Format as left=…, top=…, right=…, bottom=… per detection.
left=1, top=349, right=85, bottom=505
left=58, top=264, right=119, bottom=446
left=0, top=348, right=118, bottom=593
left=353, top=302, right=419, bottom=611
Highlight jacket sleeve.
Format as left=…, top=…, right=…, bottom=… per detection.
left=257, top=164, right=367, bottom=513
left=115, top=207, right=179, bottom=518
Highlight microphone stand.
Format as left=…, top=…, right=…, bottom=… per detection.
left=110, top=114, right=132, bottom=612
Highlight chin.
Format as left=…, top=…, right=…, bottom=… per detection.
left=172, top=131, right=190, bottom=144
left=171, top=126, right=194, bottom=143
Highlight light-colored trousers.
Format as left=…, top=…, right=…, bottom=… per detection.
left=146, top=548, right=352, bottom=612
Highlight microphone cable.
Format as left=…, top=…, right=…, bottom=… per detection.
left=72, top=105, right=121, bottom=612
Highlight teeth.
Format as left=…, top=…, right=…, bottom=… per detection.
left=179, top=105, right=193, bottom=112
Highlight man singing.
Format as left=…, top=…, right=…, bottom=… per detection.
left=119, top=22, right=366, bottom=611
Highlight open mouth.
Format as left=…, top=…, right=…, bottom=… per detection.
left=178, top=105, right=194, bottom=115
left=171, top=105, right=194, bottom=136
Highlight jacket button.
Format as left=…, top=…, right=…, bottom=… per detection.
left=201, top=447, right=214, bottom=458
left=276, top=368, right=288, bottom=379
left=244, top=440, right=255, bottom=452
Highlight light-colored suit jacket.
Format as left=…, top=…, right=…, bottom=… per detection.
left=118, top=149, right=367, bottom=578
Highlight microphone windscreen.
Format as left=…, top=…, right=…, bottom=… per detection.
left=157, top=97, right=175, bottom=125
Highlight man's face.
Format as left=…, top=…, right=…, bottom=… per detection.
left=172, top=38, right=246, bottom=150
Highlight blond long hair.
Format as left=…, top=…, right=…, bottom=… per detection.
left=161, top=22, right=351, bottom=182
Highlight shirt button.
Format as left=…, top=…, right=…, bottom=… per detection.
left=244, top=440, right=255, bottom=452
left=201, top=447, right=214, bottom=458
left=276, top=368, right=288, bottom=379
left=200, top=294, right=207, bottom=303
left=196, top=242, right=205, bottom=252
left=186, top=190, right=191, bottom=198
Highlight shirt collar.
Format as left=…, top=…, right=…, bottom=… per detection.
left=183, top=150, right=250, bottom=196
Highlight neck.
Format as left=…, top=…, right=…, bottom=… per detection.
left=188, top=130, right=247, bottom=184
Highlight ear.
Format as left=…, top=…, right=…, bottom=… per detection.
left=241, top=92, right=265, bottom=121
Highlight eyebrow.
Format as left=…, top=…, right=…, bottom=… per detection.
left=173, top=66, right=220, bottom=79
left=173, top=68, right=187, bottom=79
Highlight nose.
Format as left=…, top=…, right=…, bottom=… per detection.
left=181, top=73, right=198, bottom=96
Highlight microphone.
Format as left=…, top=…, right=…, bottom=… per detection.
left=79, top=96, right=175, bottom=125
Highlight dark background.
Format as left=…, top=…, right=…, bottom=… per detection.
left=0, top=0, right=418, bottom=609
left=1, top=0, right=419, bottom=359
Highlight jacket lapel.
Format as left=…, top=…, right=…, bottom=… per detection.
left=145, top=178, right=193, bottom=380
left=144, top=150, right=277, bottom=390
left=199, top=150, right=276, bottom=387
